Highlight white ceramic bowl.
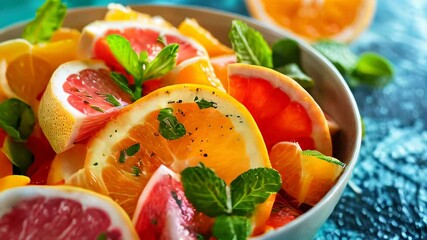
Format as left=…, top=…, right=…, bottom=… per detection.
left=0, top=5, right=362, bottom=240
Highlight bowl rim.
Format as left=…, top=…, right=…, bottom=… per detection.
left=0, top=4, right=362, bottom=238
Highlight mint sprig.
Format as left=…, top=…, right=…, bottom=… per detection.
left=181, top=163, right=281, bottom=239
left=22, top=0, right=66, bottom=44
left=106, top=34, right=179, bottom=100
left=0, top=98, right=35, bottom=142
left=228, top=20, right=272, bottom=68
left=2, top=137, right=34, bottom=175
left=313, top=40, right=394, bottom=88
left=212, top=216, right=252, bottom=240
left=157, top=108, right=186, bottom=140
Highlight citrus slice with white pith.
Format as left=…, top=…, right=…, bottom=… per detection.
left=67, top=83, right=272, bottom=231
left=38, top=60, right=132, bottom=153
left=228, top=63, right=332, bottom=155
left=0, top=185, right=138, bottom=239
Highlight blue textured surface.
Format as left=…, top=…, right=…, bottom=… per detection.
left=1, top=0, right=426, bottom=239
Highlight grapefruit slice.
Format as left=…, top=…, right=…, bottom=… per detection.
left=245, top=0, right=376, bottom=42
left=0, top=185, right=138, bottom=239
left=270, top=141, right=345, bottom=206
left=78, top=21, right=208, bottom=77
left=133, top=165, right=197, bottom=239
left=38, top=60, right=132, bottom=153
left=228, top=63, right=332, bottom=155
left=68, top=84, right=272, bottom=231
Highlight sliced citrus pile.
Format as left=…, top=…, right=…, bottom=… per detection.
left=38, top=60, right=132, bottom=153
left=270, top=141, right=345, bottom=206
left=178, top=18, right=234, bottom=57
left=68, top=83, right=272, bottom=231
left=228, top=63, right=332, bottom=155
left=245, top=0, right=376, bottom=42
left=0, top=186, right=138, bottom=239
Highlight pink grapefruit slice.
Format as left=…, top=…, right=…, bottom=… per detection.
left=0, top=185, right=138, bottom=239
left=38, top=60, right=132, bottom=153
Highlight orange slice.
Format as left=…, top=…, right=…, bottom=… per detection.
left=0, top=175, right=30, bottom=192
left=178, top=18, right=234, bottom=57
left=246, top=0, right=376, bottom=42
left=161, top=56, right=225, bottom=91
left=210, top=54, right=236, bottom=92
left=270, top=141, right=345, bottom=206
left=228, top=63, right=332, bottom=155
left=0, top=186, right=138, bottom=238
left=68, top=84, right=272, bottom=231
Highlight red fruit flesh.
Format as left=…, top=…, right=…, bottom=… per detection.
left=133, top=166, right=196, bottom=240
left=229, top=75, right=314, bottom=150
left=64, top=68, right=131, bottom=115
left=0, top=197, right=122, bottom=239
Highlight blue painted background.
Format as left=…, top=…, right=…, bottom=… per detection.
left=1, top=0, right=426, bottom=239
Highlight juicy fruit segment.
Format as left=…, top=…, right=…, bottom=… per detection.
left=78, top=21, right=208, bottom=77
left=0, top=175, right=30, bottom=192
left=269, top=142, right=345, bottom=206
left=161, top=56, right=225, bottom=91
left=178, top=18, right=234, bottom=57
left=47, top=144, right=87, bottom=185
left=246, top=0, right=376, bottom=42
left=0, top=186, right=138, bottom=239
left=228, top=63, right=332, bottom=155
left=210, top=54, right=236, bottom=92
left=0, top=39, right=32, bottom=101
left=265, top=193, right=302, bottom=229
left=104, top=3, right=173, bottom=28
left=38, top=60, right=131, bottom=153
left=69, top=84, right=270, bottom=220
left=133, top=165, right=196, bottom=239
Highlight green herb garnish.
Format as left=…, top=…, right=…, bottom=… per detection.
left=90, top=105, right=104, bottom=113
left=125, top=143, right=140, bottom=156
left=106, top=34, right=178, bottom=100
left=313, top=40, right=358, bottom=76
left=228, top=20, right=272, bottom=68
left=131, top=166, right=141, bottom=177
left=301, top=150, right=346, bottom=167
left=110, top=72, right=134, bottom=98
left=213, top=215, right=252, bottom=240
left=2, top=137, right=34, bottom=175
left=105, top=94, right=121, bottom=107
left=181, top=163, right=281, bottom=240
left=22, top=0, right=66, bottom=44
left=118, top=150, right=126, bottom=163
left=275, top=63, right=314, bottom=88
left=195, top=97, right=217, bottom=109
left=272, top=38, right=301, bottom=68
left=0, top=98, right=35, bottom=142
left=157, top=108, right=186, bottom=140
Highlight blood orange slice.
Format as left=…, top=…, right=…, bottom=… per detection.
left=228, top=63, right=332, bottom=155
left=78, top=21, right=208, bottom=78
left=133, top=165, right=197, bottom=239
left=38, top=60, right=132, bottom=153
left=0, top=186, right=138, bottom=239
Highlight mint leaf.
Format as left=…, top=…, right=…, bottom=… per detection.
left=230, top=168, right=281, bottom=216
left=132, top=166, right=141, bottom=176
left=0, top=98, right=35, bottom=142
left=194, top=97, right=217, bottom=109
left=106, top=34, right=143, bottom=80
left=181, top=163, right=231, bottom=217
left=118, top=150, right=126, bottom=163
left=143, top=44, right=179, bottom=80
left=105, top=94, right=121, bottom=107
left=110, top=72, right=134, bottom=99
left=275, top=63, right=314, bottom=89
left=125, top=143, right=140, bottom=156
left=22, top=0, right=66, bottom=44
left=312, top=40, right=358, bottom=76
left=302, top=150, right=346, bottom=167
left=157, top=108, right=186, bottom=140
left=272, top=38, right=301, bottom=68
left=90, top=105, right=104, bottom=113
left=212, top=215, right=252, bottom=240
left=228, top=20, right=272, bottom=68
left=349, top=52, right=394, bottom=88
left=3, top=137, right=34, bottom=175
